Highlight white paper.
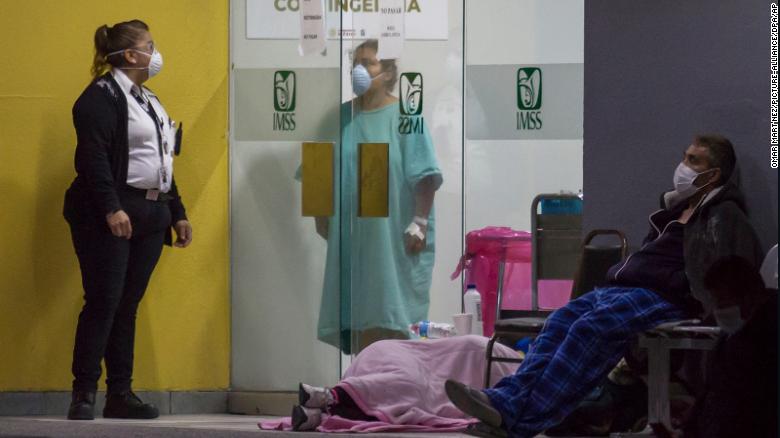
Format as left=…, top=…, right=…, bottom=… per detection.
left=376, top=0, right=405, bottom=60
left=341, top=45, right=354, bottom=103
left=298, top=0, right=327, bottom=56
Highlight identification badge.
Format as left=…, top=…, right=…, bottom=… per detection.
left=158, top=166, right=169, bottom=191
left=145, top=189, right=160, bottom=201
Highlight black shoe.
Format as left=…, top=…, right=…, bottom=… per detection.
left=103, top=391, right=159, bottom=419
left=291, top=405, right=322, bottom=431
left=466, top=422, right=508, bottom=438
left=444, top=380, right=502, bottom=428
left=67, top=390, right=96, bottom=420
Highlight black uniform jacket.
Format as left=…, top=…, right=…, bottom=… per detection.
left=63, top=73, right=187, bottom=245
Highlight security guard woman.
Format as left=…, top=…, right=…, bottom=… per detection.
left=63, top=19, right=192, bottom=420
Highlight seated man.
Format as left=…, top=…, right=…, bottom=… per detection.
left=445, top=134, right=762, bottom=438
left=674, top=255, right=777, bottom=438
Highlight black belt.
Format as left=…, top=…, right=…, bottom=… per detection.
left=122, top=185, right=174, bottom=202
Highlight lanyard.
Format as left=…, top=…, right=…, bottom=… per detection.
left=130, top=88, right=168, bottom=181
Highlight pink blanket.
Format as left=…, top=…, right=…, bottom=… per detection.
left=259, top=335, right=520, bottom=433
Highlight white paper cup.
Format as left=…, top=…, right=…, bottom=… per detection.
left=452, top=313, right=473, bottom=336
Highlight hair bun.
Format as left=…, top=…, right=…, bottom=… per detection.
left=94, top=24, right=111, bottom=54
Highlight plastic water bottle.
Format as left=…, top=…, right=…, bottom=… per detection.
left=464, top=284, right=483, bottom=335
left=409, top=321, right=456, bottom=339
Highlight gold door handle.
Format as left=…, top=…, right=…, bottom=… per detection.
left=301, top=142, right=334, bottom=217
left=358, top=143, right=389, bottom=218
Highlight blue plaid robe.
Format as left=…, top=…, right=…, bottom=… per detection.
left=484, top=287, right=685, bottom=438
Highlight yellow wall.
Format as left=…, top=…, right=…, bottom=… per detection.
left=0, top=1, right=229, bottom=390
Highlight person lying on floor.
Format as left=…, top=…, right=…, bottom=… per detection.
left=258, top=335, right=520, bottom=433
left=444, top=134, right=762, bottom=438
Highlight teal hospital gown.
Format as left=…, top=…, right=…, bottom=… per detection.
left=317, top=102, right=442, bottom=352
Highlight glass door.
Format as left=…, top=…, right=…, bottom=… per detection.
left=230, top=0, right=464, bottom=391
left=339, top=2, right=465, bottom=355
left=230, top=0, right=345, bottom=391
left=463, top=0, right=584, bottom=315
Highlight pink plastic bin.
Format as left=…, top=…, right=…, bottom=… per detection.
left=451, top=227, right=572, bottom=336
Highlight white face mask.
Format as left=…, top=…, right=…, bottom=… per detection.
left=352, top=64, right=383, bottom=96
left=713, top=306, right=745, bottom=335
left=673, top=162, right=716, bottom=198
left=135, top=49, right=163, bottom=78
left=109, top=48, right=163, bottom=78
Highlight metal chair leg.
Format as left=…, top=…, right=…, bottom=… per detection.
left=645, top=337, right=672, bottom=429
left=484, top=334, right=498, bottom=388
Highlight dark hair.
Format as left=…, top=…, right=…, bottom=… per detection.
left=353, top=39, right=399, bottom=92
left=92, top=20, right=149, bottom=78
left=694, top=134, right=736, bottom=186
left=704, top=255, right=766, bottom=298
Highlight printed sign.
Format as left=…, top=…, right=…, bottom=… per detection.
left=465, top=64, right=583, bottom=140
left=376, top=0, right=404, bottom=59
left=234, top=68, right=341, bottom=142
left=298, top=0, right=327, bottom=55
left=247, top=0, right=448, bottom=40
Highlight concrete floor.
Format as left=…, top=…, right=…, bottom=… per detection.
left=0, top=415, right=472, bottom=437
left=0, top=415, right=627, bottom=437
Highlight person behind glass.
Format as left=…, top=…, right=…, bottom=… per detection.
left=312, top=40, right=442, bottom=353
left=63, top=20, right=192, bottom=420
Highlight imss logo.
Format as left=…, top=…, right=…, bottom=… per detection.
left=273, top=70, right=296, bottom=131
left=400, top=72, right=423, bottom=115
left=399, top=72, right=424, bottom=134
left=516, top=67, right=543, bottom=130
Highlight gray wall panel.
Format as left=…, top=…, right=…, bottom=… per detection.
left=584, top=0, right=778, bottom=253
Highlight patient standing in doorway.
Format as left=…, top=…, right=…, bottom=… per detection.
left=313, top=40, right=442, bottom=353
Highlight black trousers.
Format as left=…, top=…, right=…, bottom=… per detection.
left=68, top=192, right=171, bottom=394
left=331, top=386, right=378, bottom=421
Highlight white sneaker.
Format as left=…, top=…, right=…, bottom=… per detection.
left=298, top=382, right=334, bottom=409
left=291, top=405, right=322, bottom=431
